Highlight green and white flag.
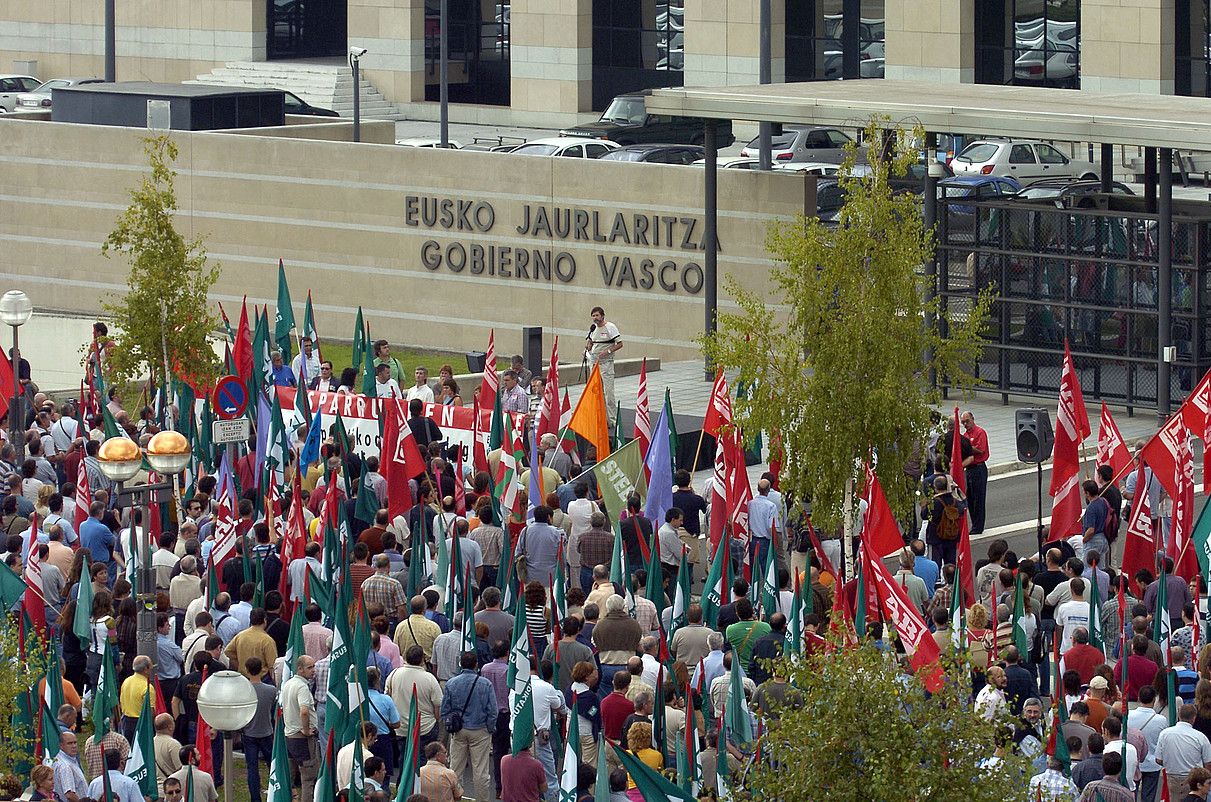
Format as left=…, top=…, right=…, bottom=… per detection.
left=274, top=259, right=296, bottom=362
left=949, top=564, right=965, bottom=653
left=589, top=439, right=648, bottom=519
left=1088, top=569, right=1105, bottom=653
left=394, top=690, right=420, bottom=802
left=92, top=639, right=118, bottom=738
left=668, top=550, right=691, bottom=642
left=701, top=532, right=728, bottom=630
left=594, top=736, right=610, bottom=802
left=349, top=730, right=366, bottom=801
left=609, top=521, right=624, bottom=587
left=282, top=601, right=306, bottom=685
left=558, top=692, right=581, bottom=802
left=1012, top=572, right=1029, bottom=658
left=266, top=712, right=292, bottom=802
left=610, top=743, right=695, bottom=802
left=508, top=596, right=535, bottom=755
left=72, top=554, right=93, bottom=642
left=1193, top=499, right=1211, bottom=582
left=126, top=691, right=157, bottom=800
left=760, top=543, right=779, bottom=621
left=725, top=651, right=753, bottom=747
left=1154, top=567, right=1172, bottom=659
left=460, top=564, right=476, bottom=654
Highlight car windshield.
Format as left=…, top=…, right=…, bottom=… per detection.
left=599, top=150, right=646, bottom=162
left=940, top=184, right=975, bottom=199
left=513, top=144, right=560, bottom=156
left=955, top=143, right=1000, bottom=163
left=746, top=131, right=798, bottom=149
left=1016, top=186, right=1064, bottom=199
left=32, top=80, right=66, bottom=93
left=599, top=97, right=646, bottom=125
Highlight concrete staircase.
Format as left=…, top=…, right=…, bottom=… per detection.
left=188, top=60, right=400, bottom=119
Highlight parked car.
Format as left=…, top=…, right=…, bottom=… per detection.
left=949, top=139, right=1097, bottom=185
left=739, top=125, right=854, bottom=163
left=774, top=161, right=870, bottom=176
left=395, top=137, right=463, bottom=148
left=559, top=90, right=734, bottom=147
left=0, top=76, right=40, bottom=112
left=597, top=144, right=704, bottom=164
left=1013, top=178, right=1134, bottom=207
left=937, top=175, right=1021, bottom=239
left=283, top=91, right=338, bottom=117
left=509, top=137, right=619, bottom=158
left=690, top=156, right=763, bottom=170
left=15, top=77, right=103, bottom=110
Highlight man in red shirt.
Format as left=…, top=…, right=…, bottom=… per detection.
left=599, top=671, right=635, bottom=742
left=500, top=743, right=546, bottom=802
left=1062, top=627, right=1106, bottom=685
left=961, top=411, right=990, bottom=534
left=1114, top=634, right=1160, bottom=704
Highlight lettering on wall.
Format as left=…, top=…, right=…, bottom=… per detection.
left=403, top=196, right=721, bottom=295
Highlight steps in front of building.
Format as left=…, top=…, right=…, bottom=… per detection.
left=188, top=61, right=402, bottom=119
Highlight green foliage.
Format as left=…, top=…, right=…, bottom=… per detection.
left=748, top=643, right=1029, bottom=802
left=703, top=118, right=992, bottom=528
left=0, top=619, right=50, bottom=787
left=101, top=135, right=221, bottom=389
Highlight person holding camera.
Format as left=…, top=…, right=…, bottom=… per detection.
left=441, top=651, right=497, bottom=802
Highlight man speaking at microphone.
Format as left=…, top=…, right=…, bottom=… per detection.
left=585, top=306, right=623, bottom=425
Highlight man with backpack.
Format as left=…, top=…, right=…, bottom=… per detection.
left=926, top=475, right=966, bottom=568
left=1080, top=480, right=1116, bottom=565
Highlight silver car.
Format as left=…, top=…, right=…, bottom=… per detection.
left=739, top=125, right=854, bottom=163
left=15, top=77, right=103, bottom=110
left=950, top=139, right=1097, bottom=185
left=0, top=76, right=40, bottom=112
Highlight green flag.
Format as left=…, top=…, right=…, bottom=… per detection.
left=594, top=736, right=610, bottom=802
left=283, top=600, right=306, bottom=685
left=1153, top=567, right=1171, bottom=653
left=274, top=259, right=295, bottom=362
left=559, top=690, right=581, bottom=802
left=788, top=570, right=804, bottom=657
left=267, top=712, right=292, bottom=802
left=101, top=402, right=127, bottom=440
left=0, top=561, right=27, bottom=610
left=759, top=540, right=779, bottom=621
left=725, top=651, right=753, bottom=746
left=326, top=580, right=353, bottom=744
left=645, top=529, right=664, bottom=617
left=609, top=743, right=695, bottom=802
left=461, top=565, right=476, bottom=654
left=1012, top=572, right=1029, bottom=657
left=489, top=379, right=504, bottom=452
left=252, top=307, right=273, bottom=395
left=303, top=291, right=321, bottom=360
left=334, top=412, right=354, bottom=496
left=701, top=532, right=728, bottom=630
left=1194, top=500, right=1211, bottom=584
left=349, top=717, right=366, bottom=800
left=949, top=563, right=966, bottom=653
left=509, top=596, right=535, bottom=755
left=361, top=323, right=377, bottom=397
left=126, top=689, right=158, bottom=799
left=589, top=438, right=649, bottom=520
left=854, top=554, right=867, bottom=639
left=669, top=550, right=691, bottom=642
left=346, top=602, right=371, bottom=742
left=92, top=638, right=118, bottom=739
left=354, top=460, right=379, bottom=525
left=394, top=691, right=420, bottom=802
left=351, top=307, right=366, bottom=373
left=609, top=521, right=624, bottom=587
left=1088, top=569, right=1105, bottom=653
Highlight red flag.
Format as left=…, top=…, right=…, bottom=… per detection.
left=479, top=329, right=498, bottom=412
left=23, top=512, right=46, bottom=634
left=633, top=358, right=651, bottom=463
left=152, top=675, right=168, bottom=716
left=453, top=447, right=467, bottom=517
left=723, top=431, right=752, bottom=577
left=0, top=347, right=13, bottom=420
left=1120, top=462, right=1156, bottom=594
left=864, top=544, right=944, bottom=691
left=74, top=459, right=92, bottom=533
left=1096, top=402, right=1132, bottom=478
left=860, top=464, right=906, bottom=559
left=471, top=396, right=489, bottom=476
left=195, top=666, right=214, bottom=776
left=381, top=399, right=421, bottom=523
left=950, top=408, right=974, bottom=608
left=233, top=297, right=253, bottom=384
left=209, top=483, right=237, bottom=576
left=701, top=370, right=733, bottom=437
left=1049, top=341, right=1091, bottom=536
left=1172, top=429, right=1198, bottom=579
left=1140, top=411, right=1187, bottom=502
left=708, top=434, right=728, bottom=550
left=805, top=519, right=837, bottom=579
left=536, top=337, right=560, bottom=439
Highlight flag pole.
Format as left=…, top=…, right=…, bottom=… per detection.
left=691, top=427, right=708, bottom=474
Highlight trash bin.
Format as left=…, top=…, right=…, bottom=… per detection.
left=465, top=351, right=487, bottom=373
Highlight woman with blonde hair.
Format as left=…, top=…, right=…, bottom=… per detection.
left=624, top=722, right=662, bottom=801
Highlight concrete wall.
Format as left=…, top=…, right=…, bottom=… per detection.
left=225, top=118, right=397, bottom=144
left=884, top=0, right=974, bottom=84
left=0, top=117, right=804, bottom=362
left=0, top=0, right=264, bottom=84
left=1080, top=0, right=1175, bottom=93
left=685, top=0, right=786, bottom=87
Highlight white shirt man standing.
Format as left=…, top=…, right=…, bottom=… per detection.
left=584, top=306, right=622, bottom=425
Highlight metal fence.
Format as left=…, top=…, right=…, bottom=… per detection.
left=936, top=196, right=1211, bottom=410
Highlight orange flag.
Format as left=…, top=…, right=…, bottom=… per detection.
left=568, top=363, right=610, bottom=459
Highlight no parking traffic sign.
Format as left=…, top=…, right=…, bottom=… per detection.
left=212, top=375, right=248, bottom=420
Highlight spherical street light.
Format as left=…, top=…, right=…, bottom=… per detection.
left=97, top=436, right=143, bottom=483
left=146, top=430, right=191, bottom=475
left=0, top=290, right=33, bottom=328
left=196, top=670, right=258, bottom=732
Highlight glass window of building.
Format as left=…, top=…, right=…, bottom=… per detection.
left=1176, top=0, right=1211, bottom=96
left=786, top=0, right=884, bottom=82
left=975, top=0, right=1080, bottom=88
left=423, top=0, right=510, bottom=105
left=592, top=0, right=684, bottom=110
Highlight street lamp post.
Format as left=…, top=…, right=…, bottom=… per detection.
left=196, top=670, right=257, bottom=802
left=98, top=430, right=191, bottom=667
left=349, top=47, right=367, bottom=143
left=0, top=291, right=33, bottom=462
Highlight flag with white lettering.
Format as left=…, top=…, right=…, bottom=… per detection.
left=588, top=438, right=648, bottom=519
left=1049, top=341, right=1091, bottom=536
left=701, top=370, right=733, bottom=437
left=1096, top=402, right=1132, bottom=478
left=864, top=542, right=944, bottom=692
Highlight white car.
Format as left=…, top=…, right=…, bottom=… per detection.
left=690, top=156, right=763, bottom=169
left=949, top=139, right=1097, bottom=185
left=15, top=77, right=103, bottom=110
left=395, top=137, right=463, bottom=149
left=509, top=137, right=619, bottom=158
left=0, top=76, right=40, bottom=112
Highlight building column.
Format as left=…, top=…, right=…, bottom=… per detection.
left=510, top=0, right=593, bottom=114
left=685, top=0, right=785, bottom=87
left=884, top=0, right=974, bottom=83
left=350, top=0, right=426, bottom=103
left=1081, top=0, right=1175, bottom=93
